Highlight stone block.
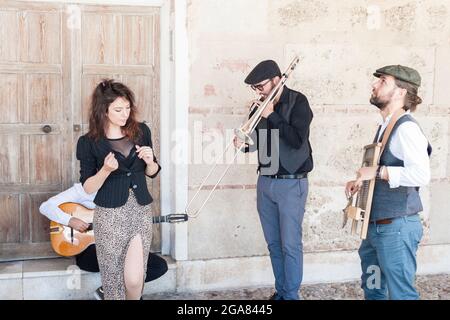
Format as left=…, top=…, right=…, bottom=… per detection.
left=187, top=189, right=266, bottom=260
left=428, top=183, right=450, bottom=245
left=285, top=44, right=435, bottom=105
left=434, top=47, right=450, bottom=105
left=0, top=279, right=22, bottom=300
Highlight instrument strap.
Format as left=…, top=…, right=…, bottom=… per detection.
left=378, top=108, right=406, bottom=161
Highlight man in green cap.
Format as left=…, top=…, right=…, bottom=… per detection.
left=345, top=65, right=431, bottom=300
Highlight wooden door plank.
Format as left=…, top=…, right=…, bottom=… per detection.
left=0, top=194, right=20, bottom=243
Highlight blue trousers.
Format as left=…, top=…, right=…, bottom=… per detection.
left=256, top=175, right=308, bottom=300
left=358, top=214, right=423, bottom=300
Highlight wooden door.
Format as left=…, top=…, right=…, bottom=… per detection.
left=77, top=4, right=161, bottom=252
left=0, top=1, right=161, bottom=261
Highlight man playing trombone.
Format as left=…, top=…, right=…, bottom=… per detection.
left=234, top=59, right=313, bottom=300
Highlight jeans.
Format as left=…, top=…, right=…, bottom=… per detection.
left=358, top=214, right=423, bottom=300
left=257, top=175, right=308, bottom=300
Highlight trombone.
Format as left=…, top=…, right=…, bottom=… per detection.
left=185, top=56, right=300, bottom=218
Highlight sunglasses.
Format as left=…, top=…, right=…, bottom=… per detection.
left=250, top=79, right=271, bottom=91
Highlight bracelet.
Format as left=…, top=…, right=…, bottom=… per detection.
left=376, top=166, right=385, bottom=180
left=376, top=166, right=382, bottom=179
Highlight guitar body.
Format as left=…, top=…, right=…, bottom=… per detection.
left=50, top=203, right=95, bottom=257
left=49, top=202, right=188, bottom=257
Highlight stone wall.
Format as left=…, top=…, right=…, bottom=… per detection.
left=185, top=0, right=450, bottom=261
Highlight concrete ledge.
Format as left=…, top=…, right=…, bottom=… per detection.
left=174, top=251, right=360, bottom=292
left=417, top=244, right=450, bottom=275
left=0, top=255, right=176, bottom=300
left=0, top=261, right=23, bottom=280
left=1, top=244, right=449, bottom=299
left=174, top=243, right=450, bottom=292
left=0, top=279, right=23, bottom=300
left=176, top=256, right=274, bottom=292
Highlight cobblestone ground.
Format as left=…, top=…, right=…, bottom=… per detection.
left=144, top=273, right=450, bottom=300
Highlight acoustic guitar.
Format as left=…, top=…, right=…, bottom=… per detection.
left=50, top=202, right=188, bottom=257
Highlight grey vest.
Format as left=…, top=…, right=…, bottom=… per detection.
left=370, top=114, right=432, bottom=221
left=257, top=90, right=312, bottom=175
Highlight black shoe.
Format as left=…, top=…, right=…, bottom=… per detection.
left=269, top=292, right=283, bottom=300
left=94, top=287, right=104, bottom=300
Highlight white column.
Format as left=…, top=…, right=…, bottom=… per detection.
left=170, top=0, right=189, bottom=260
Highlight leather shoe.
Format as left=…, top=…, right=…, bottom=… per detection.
left=269, top=292, right=283, bottom=300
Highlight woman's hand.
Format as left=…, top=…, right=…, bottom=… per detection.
left=102, top=152, right=119, bottom=172
left=136, top=145, right=155, bottom=165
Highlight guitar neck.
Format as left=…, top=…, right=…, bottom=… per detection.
left=152, top=216, right=167, bottom=224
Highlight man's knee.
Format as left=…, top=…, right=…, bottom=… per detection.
left=267, top=241, right=282, bottom=253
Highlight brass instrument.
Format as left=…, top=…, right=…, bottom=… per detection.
left=185, top=56, right=300, bottom=218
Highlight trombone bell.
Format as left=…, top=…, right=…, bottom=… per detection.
left=234, top=128, right=254, bottom=146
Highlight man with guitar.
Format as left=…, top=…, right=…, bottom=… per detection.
left=345, top=65, right=431, bottom=299
left=39, top=183, right=169, bottom=300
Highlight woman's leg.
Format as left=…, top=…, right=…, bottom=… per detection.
left=124, top=234, right=145, bottom=300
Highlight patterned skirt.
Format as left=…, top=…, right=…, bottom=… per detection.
left=93, top=190, right=153, bottom=300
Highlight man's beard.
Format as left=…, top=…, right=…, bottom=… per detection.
left=370, top=95, right=387, bottom=110
left=370, top=90, right=394, bottom=110
left=261, top=84, right=274, bottom=100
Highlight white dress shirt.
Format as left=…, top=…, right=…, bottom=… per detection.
left=39, top=183, right=97, bottom=226
left=376, top=112, right=430, bottom=189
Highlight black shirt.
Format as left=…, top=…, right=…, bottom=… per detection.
left=245, top=86, right=313, bottom=175
left=76, top=122, right=161, bottom=208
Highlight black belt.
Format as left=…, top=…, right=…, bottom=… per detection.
left=268, top=173, right=308, bottom=179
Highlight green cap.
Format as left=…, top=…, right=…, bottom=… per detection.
left=373, top=65, right=421, bottom=87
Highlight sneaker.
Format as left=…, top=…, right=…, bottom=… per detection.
left=269, top=292, right=283, bottom=300
left=94, top=287, right=104, bottom=300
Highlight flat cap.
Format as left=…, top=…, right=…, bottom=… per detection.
left=373, top=65, right=421, bottom=87
left=244, top=60, right=281, bottom=85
